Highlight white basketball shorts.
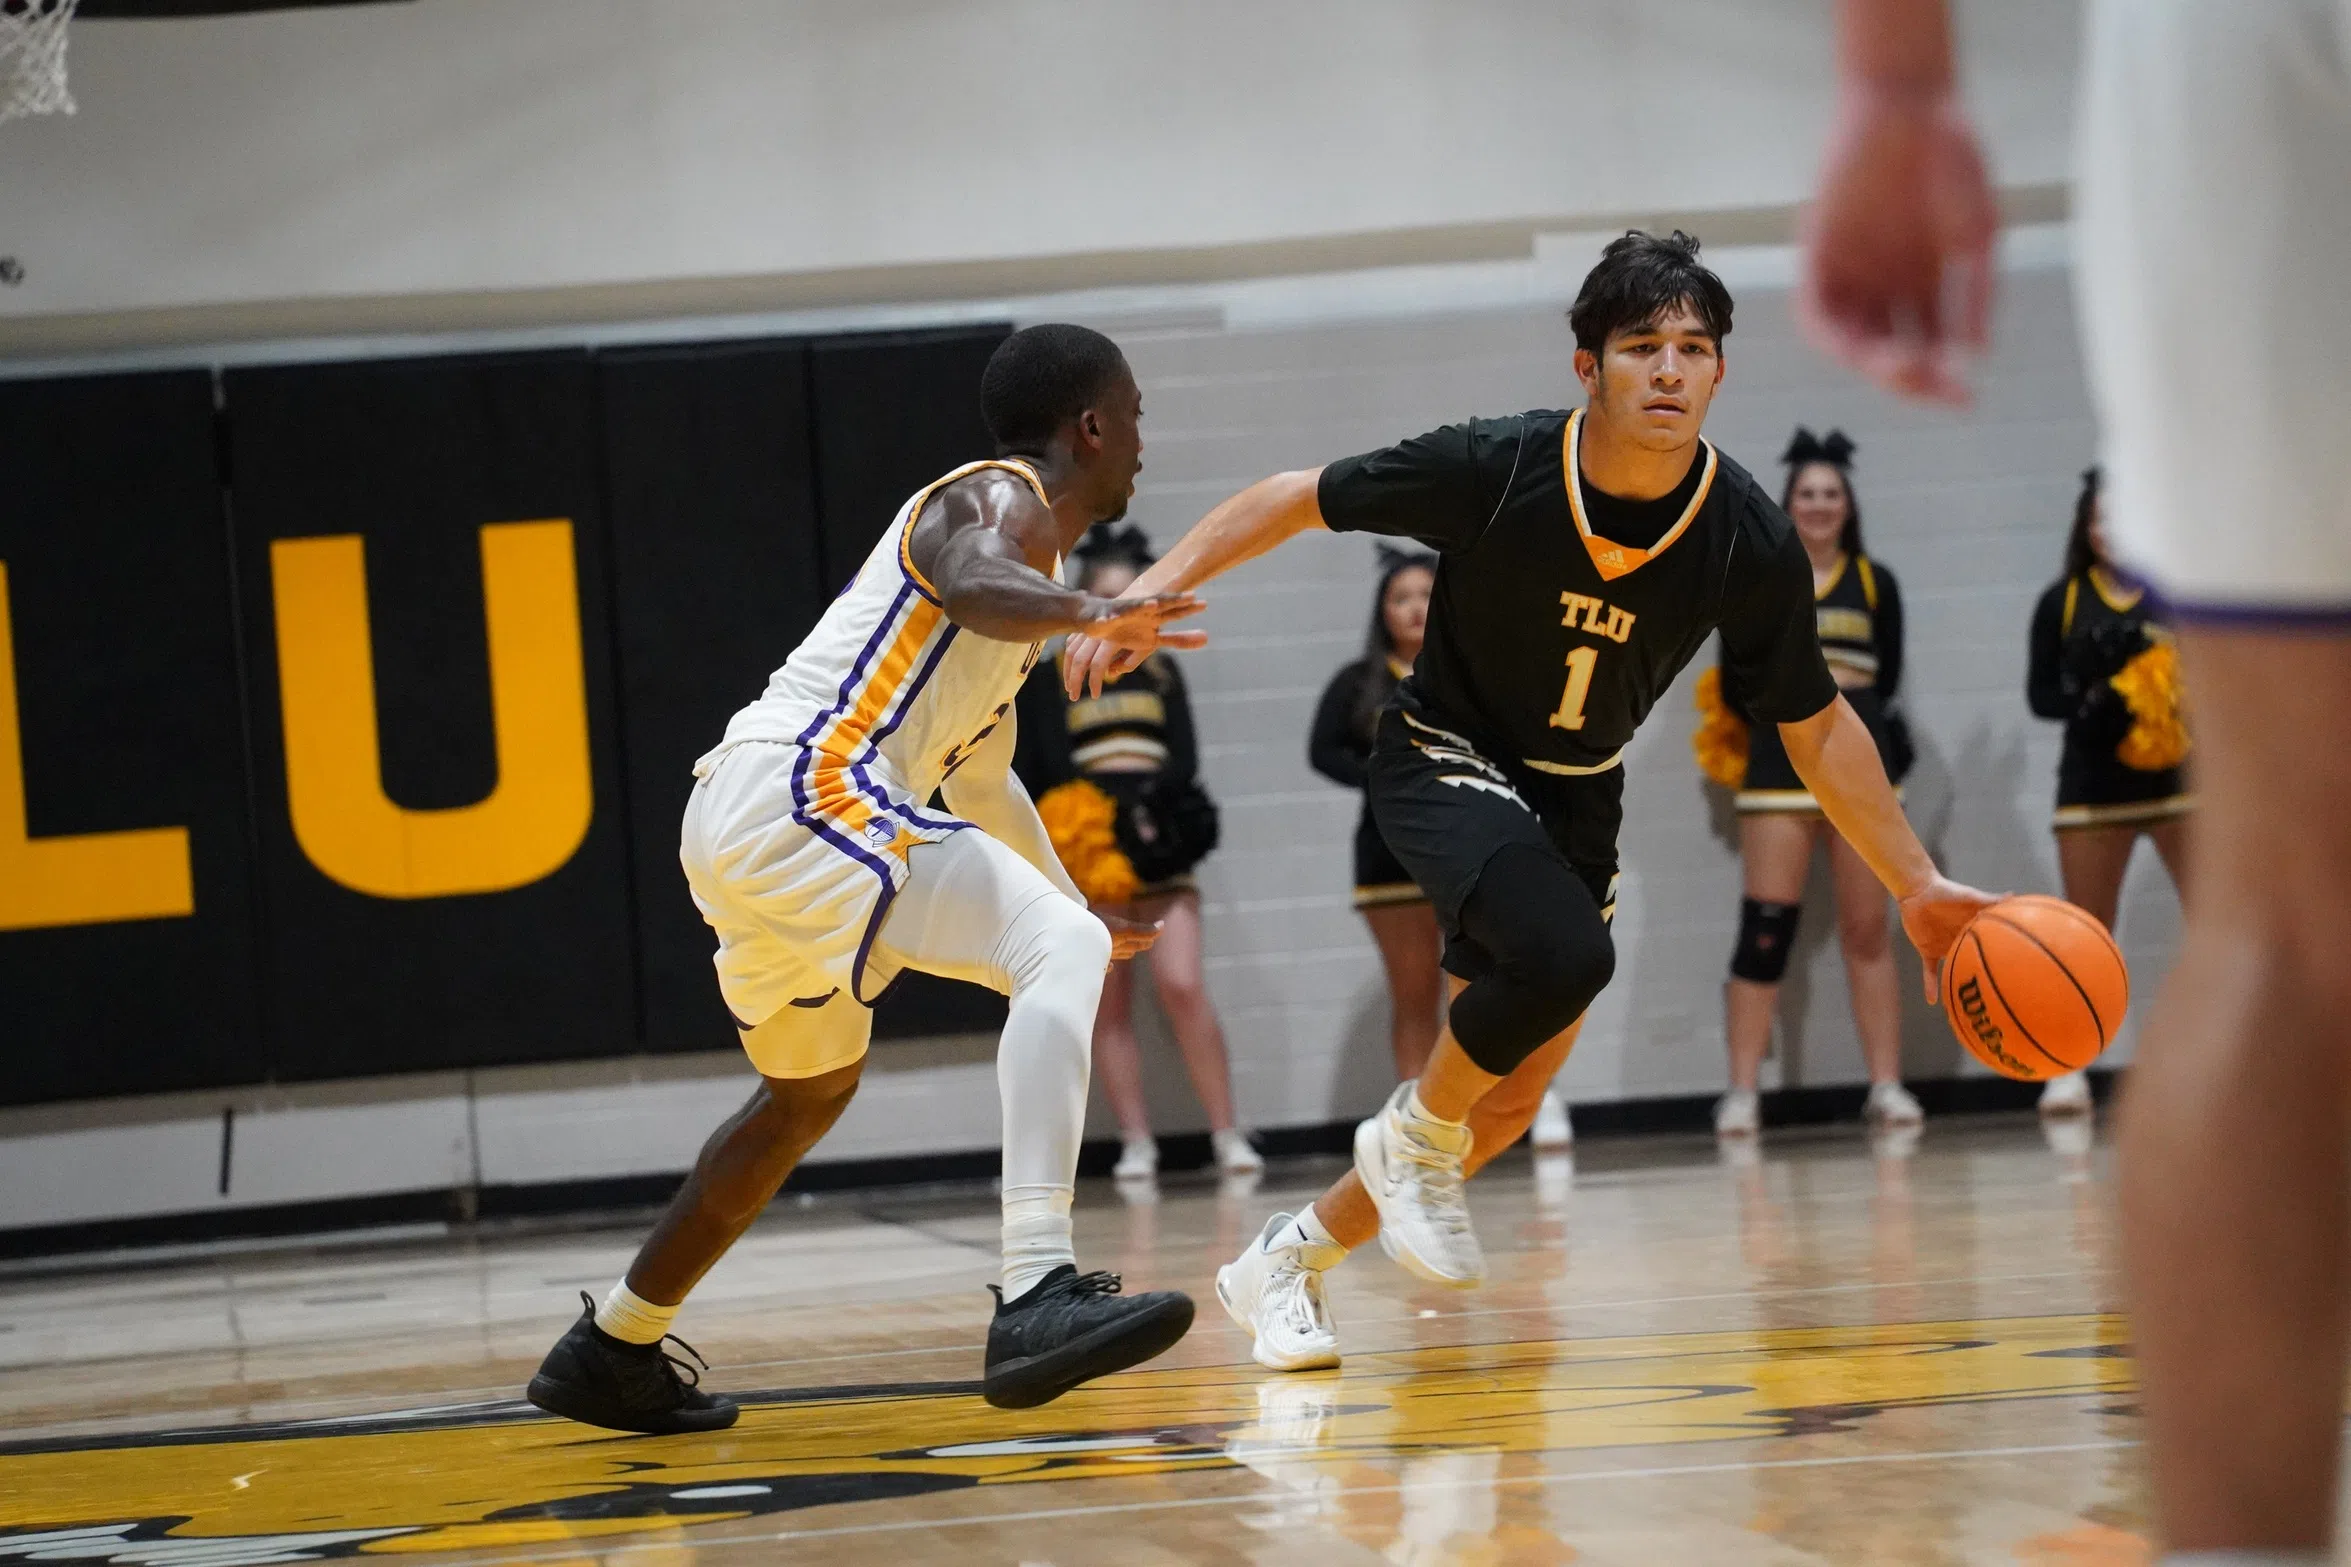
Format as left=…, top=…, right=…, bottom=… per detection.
left=680, top=741, right=1077, bottom=1080
left=2075, top=0, right=2351, bottom=620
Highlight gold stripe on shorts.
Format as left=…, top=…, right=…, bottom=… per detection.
left=1353, top=881, right=1429, bottom=910
left=2053, top=794, right=2196, bottom=829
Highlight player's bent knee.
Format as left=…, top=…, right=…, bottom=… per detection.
left=760, top=1057, right=862, bottom=1114
left=1001, top=892, right=1111, bottom=993
left=1730, top=897, right=1800, bottom=983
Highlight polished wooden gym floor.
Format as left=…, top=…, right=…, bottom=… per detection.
left=0, top=1115, right=2150, bottom=1565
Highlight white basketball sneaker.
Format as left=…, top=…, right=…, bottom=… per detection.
left=1213, top=1128, right=1265, bottom=1177
left=1113, top=1136, right=1157, bottom=1181
left=1865, top=1080, right=1925, bottom=1127
left=1530, top=1090, right=1573, bottom=1151
left=1354, top=1084, right=1483, bottom=1288
left=1714, top=1088, right=1761, bottom=1138
left=2038, top=1071, right=2093, bottom=1117
left=1217, top=1214, right=1343, bottom=1371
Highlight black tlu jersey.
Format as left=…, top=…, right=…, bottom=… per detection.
left=1318, top=408, right=1838, bottom=774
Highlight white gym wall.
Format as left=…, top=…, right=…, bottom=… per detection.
left=0, top=3, right=2147, bottom=1237
left=1, top=0, right=2076, bottom=348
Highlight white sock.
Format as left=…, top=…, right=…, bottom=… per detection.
left=1279, top=1205, right=1346, bottom=1263
left=1001, top=1183, right=1075, bottom=1302
left=593, top=1280, right=679, bottom=1346
left=1403, top=1084, right=1466, bottom=1130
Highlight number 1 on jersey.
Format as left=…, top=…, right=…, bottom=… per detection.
left=1550, top=645, right=1598, bottom=731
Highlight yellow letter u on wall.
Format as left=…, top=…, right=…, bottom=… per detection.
left=0, top=561, right=196, bottom=932
left=270, top=520, right=593, bottom=900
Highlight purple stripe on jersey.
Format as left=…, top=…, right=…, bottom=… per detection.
left=848, top=823, right=971, bottom=1005
left=803, top=811, right=898, bottom=895
left=900, top=551, right=944, bottom=607
left=789, top=583, right=917, bottom=817
left=871, top=624, right=959, bottom=747
left=2150, top=594, right=2351, bottom=630
left=794, top=582, right=916, bottom=750
left=847, top=624, right=965, bottom=830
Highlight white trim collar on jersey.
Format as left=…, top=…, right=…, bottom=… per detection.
left=1562, top=407, right=1718, bottom=583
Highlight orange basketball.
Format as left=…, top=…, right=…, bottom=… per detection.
left=1940, top=895, right=2129, bottom=1081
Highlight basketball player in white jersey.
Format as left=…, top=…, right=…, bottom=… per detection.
left=1809, top=4, right=2351, bottom=1560
left=525, top=324, right=1205, bottom=1431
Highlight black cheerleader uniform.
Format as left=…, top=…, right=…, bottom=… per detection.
left=1734, top=551, right=1910, bottom=812
left=1014, top=650, right=1217, bottom=897
left=2028, top=569, right=2193, bottom=829
left=1309, top=656, right=1427, bottom=909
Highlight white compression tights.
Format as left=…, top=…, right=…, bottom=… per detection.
left=873, top=828, right=1110, bottom=1300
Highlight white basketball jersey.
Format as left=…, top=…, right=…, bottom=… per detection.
left=697, top=459, right=1052, bottom=829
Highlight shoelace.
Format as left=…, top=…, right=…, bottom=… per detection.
left=1388, top=1120, right=1475, bottom=1234
left=1055, top=1270, right=1124, bottom=1299
left=1267, top=1264, right=1328, bottom=1340
left=655, top=1334, right=711, bottom=1390
left=576, top=1291, right=711, bottom=1392
left=987, top=1269, right=1127, bottom=1311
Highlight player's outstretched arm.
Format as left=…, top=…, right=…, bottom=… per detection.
left=1779, top=694, right=2000, bottom=997
left=1800, top=0, right=1997, bottom=406
left=916, top=472, right=1208, bottom=652
left=1063, top=468, right=1328, bottom=697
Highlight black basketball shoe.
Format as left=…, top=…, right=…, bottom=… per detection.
left=525, top=1292, right=740, bottom=1435
left=982, top=1266, right=1195, bottom=1410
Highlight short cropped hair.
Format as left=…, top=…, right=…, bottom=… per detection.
left=1568, top=230, right=1735, bottom=354
left=979, top=323, right=1130, bottom=454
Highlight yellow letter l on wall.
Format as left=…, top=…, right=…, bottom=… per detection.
left=270, top=520, right=594, bottom=900
left=0, top=561, right=196, bottom=932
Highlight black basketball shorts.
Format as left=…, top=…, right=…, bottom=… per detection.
left=1366, top=707, right=1620, bottom=979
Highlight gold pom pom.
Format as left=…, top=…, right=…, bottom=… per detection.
left=1691, top=666, right=1749, bottom=790
left=1035, top=779, right=1142, bottom=904
left=2111, top=640, right=2192, bottom=772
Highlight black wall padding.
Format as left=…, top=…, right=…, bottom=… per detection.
left=597, top=339, right=826, bottom=1054
left=808, top=326, right=1012, bottom=591
left=222, top=351, right=639, bottom=1080
left=0, top=371, right=266, bottom=1105
left=808, top=325, right=1015, bottom=1041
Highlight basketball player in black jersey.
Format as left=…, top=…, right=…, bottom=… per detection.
left=1065, top=230, right=1997, bottom=1369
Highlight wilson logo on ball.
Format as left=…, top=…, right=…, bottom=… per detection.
left=1955, top=976, right=2031, bottom=1078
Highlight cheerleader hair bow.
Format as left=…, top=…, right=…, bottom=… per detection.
left=1376, top=543, right=1439, bottom=574
left=1073, top=522, right=1157, bottom=569
left=1781, top=427, right=1856, bottom=469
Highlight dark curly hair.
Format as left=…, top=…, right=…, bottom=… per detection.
left=1568, top=230, right=1735, bottom=354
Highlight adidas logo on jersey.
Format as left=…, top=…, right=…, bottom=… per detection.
left=1597, top=547, right=1625, bottom=569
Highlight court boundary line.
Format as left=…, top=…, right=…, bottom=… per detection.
left=459, top=1437, right=2141, bottom=1561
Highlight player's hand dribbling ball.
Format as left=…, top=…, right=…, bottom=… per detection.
left=1940, top=895, right=2129, bottom=1081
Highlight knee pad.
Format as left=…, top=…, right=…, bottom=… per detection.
left=1730, top=897, right=1801, bottom=983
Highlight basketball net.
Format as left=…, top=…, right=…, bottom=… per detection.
left=0, top=0, right=80, bottom=125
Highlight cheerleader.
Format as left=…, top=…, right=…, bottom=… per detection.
left=1703, top=429, right=1923, bottom=1136
left=1309, top=549, right=1573, bottom=1149
left=1015, top=525, right=1261, bottom=1180
left=2026, top=467, right=2191, bottom=1115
